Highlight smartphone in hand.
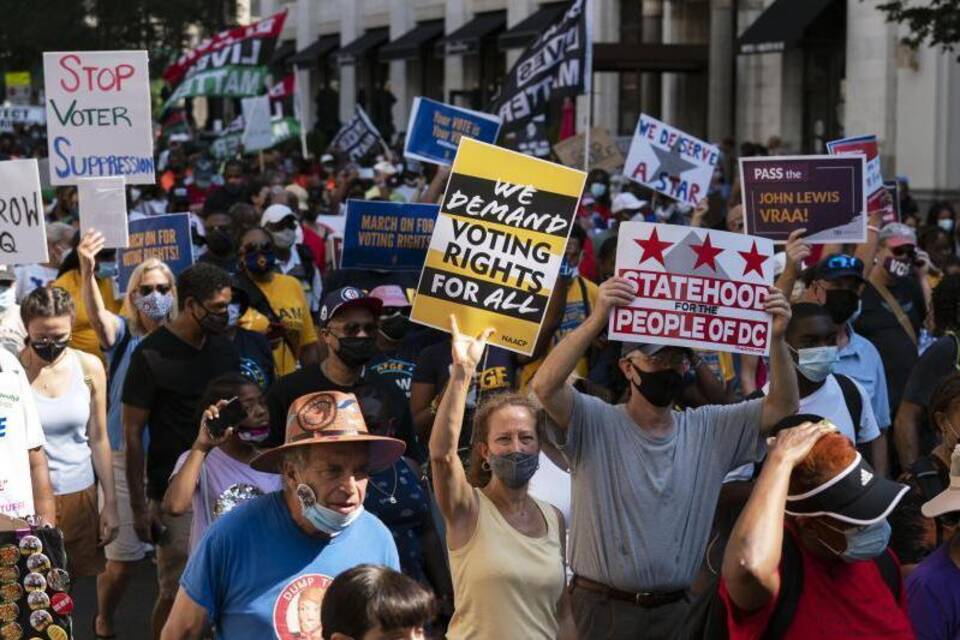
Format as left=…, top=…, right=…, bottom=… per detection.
left=206, top=397, right=246, bottom=439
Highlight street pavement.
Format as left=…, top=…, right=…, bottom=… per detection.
left=73, top=559, right=159, bottom=639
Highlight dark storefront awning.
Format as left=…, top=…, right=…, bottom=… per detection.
left=337, top=27, right=390, bottom=65
left=270, top=40, right=296, bottom=67
left=593, top=43, right=708, bottom=72
left=738, top=0, right=834, bottom=54
left=380, top=20, right=445, bottom=61
left=436, top=11, right=506, bottom=56
left=290, top=34, right=340, bottom=68
left=498, top=3, right=567, bottom=49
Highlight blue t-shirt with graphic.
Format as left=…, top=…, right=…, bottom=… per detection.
left=180, top=491, right=399, bottom=640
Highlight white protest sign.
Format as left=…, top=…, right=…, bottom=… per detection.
left=609, top=222, right=774, bottom=356
left=241, top=95, right=273, bottom=152
left=0, top=106, right=45, bottom=133
left=0, top=160, right=48, bottom=265
left=623, top=113, right=719, bottom=205
left=78, top=176, right=129, bottom=248
left=44, top=50, right=155, bottom=185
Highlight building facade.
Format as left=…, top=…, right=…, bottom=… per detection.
left=254, top=0, right=960, bottom=199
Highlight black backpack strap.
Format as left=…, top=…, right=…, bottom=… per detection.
left=873, top=548, right=902, bottom=602
left=107, top=327, right=132, bottom=388
left=948, top=331, right=960, bottom=371
left=834, top=374, right=863, bottom=434
left=576, top=275, right=591, bottom=319
left=911, top=456, right=946, bottom=501
left=763, top=529, right=804, bottom=640
left=236, top=271, right=297, bottom=355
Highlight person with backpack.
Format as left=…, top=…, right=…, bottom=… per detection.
left=720, top=419, right=913, bottom=639
left=889, top=371, right=960, bottom=572
left=896, top=273, right=960, bottom=469
left=78, top=229, right=179, bottom=640
left=775, top=302, right=888, bottom=476
left=260, top=203, right=323, bottom=314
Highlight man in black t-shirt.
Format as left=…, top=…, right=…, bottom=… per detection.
left=265, top=286, right=422, bottom=462
left=855, top=223, right=926, bottom=420
left=122, top=263, right=240, bottom=638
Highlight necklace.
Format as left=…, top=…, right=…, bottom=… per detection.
left=369, top=464, right=398, bottom=505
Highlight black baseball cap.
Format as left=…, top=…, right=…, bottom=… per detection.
left=318, top=287, right=382, bottom=326
left=621, top=342, right=693, bottom=358
left=812, top=254, right=865, bottom=283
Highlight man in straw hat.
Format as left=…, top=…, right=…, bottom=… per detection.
left=161, top=390, right=405, bottom=640
left=718, top=415, right=913, bottom=638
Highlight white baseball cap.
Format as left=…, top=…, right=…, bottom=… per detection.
left=612, top=192, right=648, bottom=214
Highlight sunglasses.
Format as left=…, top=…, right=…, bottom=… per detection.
left=242, top=241, right=273, bottom=254
left=891, top=246, right=915, bottom=258
left=329, top=322, right=378, bottom=337
left=266, top=217, right=298, bottom=231
left=139, top=285, right=171, bottom=296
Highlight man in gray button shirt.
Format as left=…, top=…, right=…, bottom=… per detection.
left=531, top=276, right=798, bottom=639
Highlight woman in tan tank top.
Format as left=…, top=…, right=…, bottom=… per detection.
left=429, top=315, right=574, bottom=639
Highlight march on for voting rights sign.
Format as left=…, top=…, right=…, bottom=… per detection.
left=739, top=155, right=867, bottom=244
left=340, top=200, right=438, bottom=271
left=403, top=97, right=502, bottom=166
left=410, top=137, right=586, bottom=357
left=43, top=50, right=155, bottom=185
left=623, top=113, right=719, bottom=205
left=117, top=214, right=195, bottom=294
left=609, top=222, right=775, bottom=356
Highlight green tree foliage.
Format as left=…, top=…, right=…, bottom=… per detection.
left=876, top=0, right=960, bottom=56
left=0, top=0, right=237, bottom=74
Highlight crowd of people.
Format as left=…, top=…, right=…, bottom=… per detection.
left=1, top=110, right=960, bottom=640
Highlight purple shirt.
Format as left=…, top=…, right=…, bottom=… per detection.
left=906, top=543, right=960, bottom=640
left=171, top=447, right=282, bottom=551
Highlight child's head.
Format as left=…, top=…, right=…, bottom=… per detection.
left=321, top=565, right=434, bottom=640
left=197, top=373, right=269, bottom=444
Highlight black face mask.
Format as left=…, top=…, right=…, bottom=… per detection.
left=824, top=288, right=860, bottom=324
left=31, top=339, right=69, bottom=363
left=335, top=336, right=379, bottom=368
left=379, top=314, right=410, bottom=341
left=630, top=365, right=683, bottom=407
left=205, top=229, right=233, bottom=256
left=194, top=305, right=230, bottom=335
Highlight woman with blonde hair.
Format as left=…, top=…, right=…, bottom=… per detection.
left=77, top=229, right=178, bottom=639
left=430, top=315, right=574, bottom=640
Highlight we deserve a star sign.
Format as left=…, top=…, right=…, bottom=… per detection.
left=623, top=114, right=719, bottom=205
left=609, top=222, right=775, bottom=356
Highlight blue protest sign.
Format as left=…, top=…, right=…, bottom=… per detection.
left=403, top=97, right=501, bottom=166
left=117, top=213, right=195, bottom=293
left=341, top=200, right=438, bottom=271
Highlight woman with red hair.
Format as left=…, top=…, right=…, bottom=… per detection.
left=720, top=417, right=914, bottom=638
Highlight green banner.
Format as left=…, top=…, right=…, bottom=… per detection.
left=163, top=65, right=268, bottom=111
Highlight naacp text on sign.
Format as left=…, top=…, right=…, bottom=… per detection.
left=609, top=222, right=774, bottom=356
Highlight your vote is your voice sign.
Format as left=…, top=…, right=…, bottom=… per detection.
left=609, top=222, right=775, bottom=356
left=410, top=137, right=586, bottom=356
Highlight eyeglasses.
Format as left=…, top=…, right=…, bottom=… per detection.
left=241, top=241, right=273, bottom=254
left=266, top=216, right=298, bottom=231
left=139, top=284, right=171, bottom=297
left=891, top=246, right=915, bottom=258
left=329, top=322, right=378, bottom=337
left=635, top=351, right=689, bottom=368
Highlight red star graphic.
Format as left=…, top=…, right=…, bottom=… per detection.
left=689, top=234, right=724, bottom=271
left=738, top=241, right=769, bottom=278
left=633, top=228, right=673, bottom=266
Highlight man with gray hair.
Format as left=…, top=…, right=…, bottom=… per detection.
left=15, top=221, right=73, bottom=302
left=161, top=390, right=404, bottom=640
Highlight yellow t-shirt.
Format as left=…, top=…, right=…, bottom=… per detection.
left=519, top=276, right=599, bottom=389
left=51, top=270, right=121, bottom=362
left=238, top=273, right=318, bottom=376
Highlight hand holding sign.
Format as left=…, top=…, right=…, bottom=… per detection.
left=782, top=228, right=811, bottom=276
left=77, top=229, right=105, bottom=277
left=763, top=288, right=791, bottom=341
left=594, top=277, right=637, bottom=323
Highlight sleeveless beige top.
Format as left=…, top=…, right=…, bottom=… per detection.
left=447, top=489, right=564, bottom=639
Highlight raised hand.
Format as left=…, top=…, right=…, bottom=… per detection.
left=449, top=314, right=493, bottom=373
left=767, top=420, right=837, bottom=469
left=78, top=229, right=105, bottom=277
left=764, top=288, right=792, bottom=340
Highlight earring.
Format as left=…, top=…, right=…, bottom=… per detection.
left=481, top=461, right=491, bottom=472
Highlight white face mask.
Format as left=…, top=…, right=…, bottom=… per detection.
left=791, top=345, right=838, bottom=383
left=0, top=286, right=14, bottom=312
left=271, top=228, right=297, bottom=250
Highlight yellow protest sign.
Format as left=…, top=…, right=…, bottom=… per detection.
left=411, top=138, right=587, bottom=355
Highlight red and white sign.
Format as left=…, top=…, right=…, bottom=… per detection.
left=609, top=222, right=775, bottom=356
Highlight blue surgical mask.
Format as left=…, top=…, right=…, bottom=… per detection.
left=295, top=483, right=363, bottom=537
left=938, top=218, right=955, bottom=233
left=96, top=262, right=118, bottom=280
left=820, top=519, right=891, bottom=563
left=791, top=345, right=838, bottom=383
left=589, top=182, right=607, bottom=199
